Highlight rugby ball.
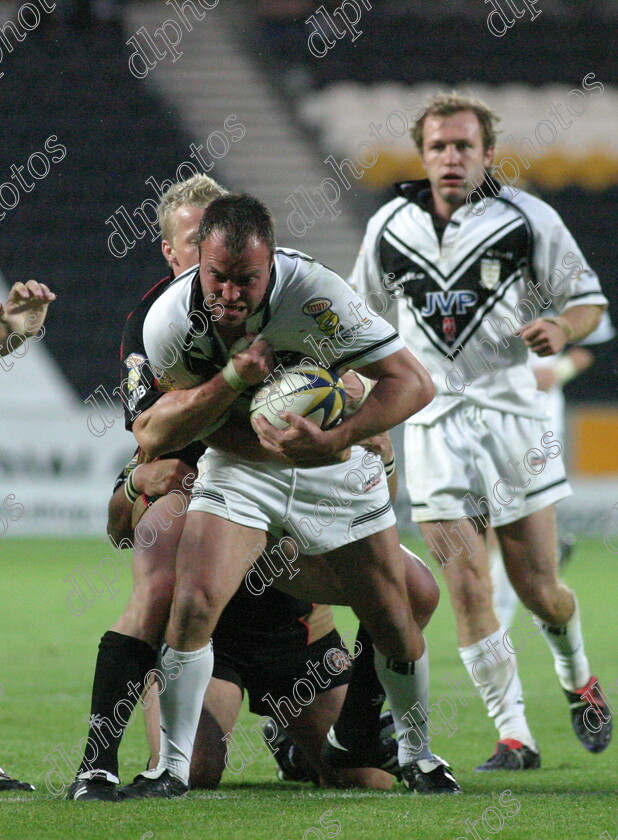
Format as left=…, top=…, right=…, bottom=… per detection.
left=249, top=365, right=346, bottom=431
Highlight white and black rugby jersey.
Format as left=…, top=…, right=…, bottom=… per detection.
left=349, top=178, right=608, bottom=424
left=142, top=247, right=405, bottom=406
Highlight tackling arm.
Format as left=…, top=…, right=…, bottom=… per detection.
left=133, top=338, right=275, bottom=457
left=107, top=458, right=195, bottom=543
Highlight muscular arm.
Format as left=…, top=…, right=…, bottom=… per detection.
left=107, top=459, right=195, bottom=543
left=253, top=347, right=434, bottom=462
left=332, top=347, right=434, bottom=447
left=133, top=338, right=275, bottom=457
left=558, top=305, right=604, bottom=344
left=132, top=375, right=245, bottom=458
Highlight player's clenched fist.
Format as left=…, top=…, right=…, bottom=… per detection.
left=518, top=316, right=572, bottom=357
left=231, top=336, right=275, bottom=386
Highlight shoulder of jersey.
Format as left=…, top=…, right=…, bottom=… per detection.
left=142, top=266, right=196, bottom=335
left=154, top=264, right=198, bottom=305
left=273, top=247, right=324, bottom=282
left=370, top=195, right=410, bottom=223
left=275, top=246, right=317, bottom=267
left=501, top=187, right=562, bottom=226
left=169, top=263, right=200, bottom=285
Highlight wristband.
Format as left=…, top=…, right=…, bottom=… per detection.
left=541, top=316, right=574, bottom=343
left=383, top=455, right=396, bottom=477
left=220, top=358, right=248, bottom=392
left=554, top=355, right=579, bottom=385
left=124, top=466, right=141, bottom=505
left=343, top=371, right=376, bottom=417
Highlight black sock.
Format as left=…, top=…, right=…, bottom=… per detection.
left=78, top=631, right=158, bottom=778
left=333, top=624, right=385, bottom=746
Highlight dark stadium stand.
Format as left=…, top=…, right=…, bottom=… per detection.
left=248, top=4, right=618, bottom=404
left=0, top=4, right=615, bottom=405
left=253, top=10, right=618, bottom=90
left=0, top=21, right=199, bottom=401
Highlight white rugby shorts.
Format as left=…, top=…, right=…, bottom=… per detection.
left=406, top=404, right=571, bottom=526
left=189, top=445, right=395, bottom=555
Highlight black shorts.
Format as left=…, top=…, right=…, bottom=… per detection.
left=212, top=628, right=353, bottom=717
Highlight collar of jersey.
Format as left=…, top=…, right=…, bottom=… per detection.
left=395, top=172, right=503, bottom=207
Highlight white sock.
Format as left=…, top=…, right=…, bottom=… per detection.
left=156, top=642, right=214, bottom=784
left=459, top=629, right=536, bottom=750
left=537, top=598, right=590, bottom=692
left=374, top=642, right=433, bottom=766
left=489, top=547, right=519, bottom=628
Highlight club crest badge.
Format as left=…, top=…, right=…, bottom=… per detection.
left=302, top=297, right=341, bottom=337
left=480, top=258, right=501, bottom=290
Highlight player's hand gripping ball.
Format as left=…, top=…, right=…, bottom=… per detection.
left=249, top=365, right=346, bottom=431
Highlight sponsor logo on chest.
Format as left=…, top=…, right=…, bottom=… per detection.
left=421, top=290, right=478, bottom=317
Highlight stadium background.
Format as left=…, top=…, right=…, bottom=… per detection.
left=0, top=5, right=617, bottom=839
left=0, top=0, right=616, bottom=538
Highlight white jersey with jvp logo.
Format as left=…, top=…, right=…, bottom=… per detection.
left=349, top=180, right=607, bottom=424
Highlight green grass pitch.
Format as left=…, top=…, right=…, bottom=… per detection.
left=0, top=536, right=616, bottom=840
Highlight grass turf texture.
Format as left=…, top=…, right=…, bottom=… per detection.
left=0, top=537, right=616, bottom=840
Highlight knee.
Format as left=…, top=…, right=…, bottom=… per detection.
left=519, top=579, right=569, bottom=624
left=173, top=581, right=224, bottom=628
left=141, top=572, right=175, bottom=615
left=189, top=765, right=223, bottom=789
left=411, top=569, right=440, bottom=630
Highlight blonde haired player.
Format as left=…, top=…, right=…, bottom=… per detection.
left=351, top=90, right=612, bottom=770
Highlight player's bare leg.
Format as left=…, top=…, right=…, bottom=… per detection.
left=120, top=512, right=266, bottom=797
left=497, top=506, right=573, bottom=624
left=420, top=517, right=538, bottom=771
left=68, top=498, right=182, bottom=801
left=112, top=495, right=183, bottom=645
left=498, top=505, right=611, bottom=753
left=167, top=512, right=267, bottom=650
left=421, top=517, right=498, bottom=645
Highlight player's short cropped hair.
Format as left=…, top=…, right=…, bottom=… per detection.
left=197, top=194, right=276, bottom=257
left=411, top=91, right=500, bottom=153
left=158, top=174, right=228, bottom=244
